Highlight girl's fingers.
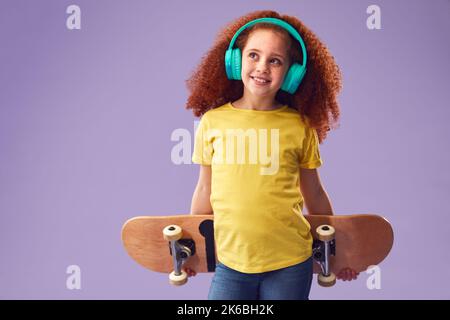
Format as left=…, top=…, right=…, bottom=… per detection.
left=333, top=268, right=360, bottom=281
left=184, top=268, right=197, bottom=277
left=337, top=268, right=359, bottom=281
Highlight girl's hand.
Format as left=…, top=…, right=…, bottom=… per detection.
left=184, top=268, right=197, bottom=277
left=337, top=268, right=359, bottom=281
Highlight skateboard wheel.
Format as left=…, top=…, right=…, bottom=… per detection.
left=169, top=270, right=188, bottom=286
left=163, top=225, right=183, bottom=241
left=316, top=225, right=335, bottom=242
left=318, top=272, right=336, bottom=287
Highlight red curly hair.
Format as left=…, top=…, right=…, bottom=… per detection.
left=185, top=10, right=342, bottom=143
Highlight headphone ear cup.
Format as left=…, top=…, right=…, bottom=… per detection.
left=230, top=48, right=242, bottom=80
left=281, top=63, right=306, bottom=94
left=225, top=49, right=233, bottom=79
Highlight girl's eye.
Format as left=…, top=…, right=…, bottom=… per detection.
left=248, top=53, right=282, bottom=65
left=271, top=58, right=281, bottom=65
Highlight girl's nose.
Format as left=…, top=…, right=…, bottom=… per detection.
left=256, top=60, right=270, bottom=73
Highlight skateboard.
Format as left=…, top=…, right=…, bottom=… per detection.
left=121, top=214, right=393, bottom=287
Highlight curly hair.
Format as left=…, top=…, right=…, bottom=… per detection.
left=185, top=10, right=342, bottom=143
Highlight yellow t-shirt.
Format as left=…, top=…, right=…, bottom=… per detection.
left=192, top=102, right=323, bottom=273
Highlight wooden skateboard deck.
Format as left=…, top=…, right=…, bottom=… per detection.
left=122, top=213, right=393, bottom=284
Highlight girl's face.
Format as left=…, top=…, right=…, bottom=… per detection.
left=240, top=29, right=291, bottom=101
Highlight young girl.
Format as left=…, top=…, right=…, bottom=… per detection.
left=185, top=10, right=358, bottom=300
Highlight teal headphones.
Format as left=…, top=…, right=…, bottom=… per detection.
left=225, top=17, right=307, bottom=94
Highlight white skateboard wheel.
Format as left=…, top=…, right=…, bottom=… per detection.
left=169, top=270, right=188, bottom=286
left=163, top=225, right=183, bottom=241
left=318, top=272, right=336, bottom=287
left=316, top=225, right=335, bottom=242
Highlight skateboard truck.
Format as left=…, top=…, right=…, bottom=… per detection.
left=162, top=225, right=194, bottom=286
left=313, top=225, right=336, bottom=287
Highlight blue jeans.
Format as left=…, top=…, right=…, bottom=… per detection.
left=208, top=257, right=313, bottom=300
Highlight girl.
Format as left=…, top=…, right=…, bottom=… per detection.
left=186, top=10, right=358, bottom=300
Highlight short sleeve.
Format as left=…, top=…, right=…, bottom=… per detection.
left=299, top=125, right=323, bottom=169
left=192, top=115, right=213, bottom=165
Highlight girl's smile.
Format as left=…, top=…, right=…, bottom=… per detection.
left=250, top=75, right=271, bottom=85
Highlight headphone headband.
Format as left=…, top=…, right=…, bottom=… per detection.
left=227, top=17, right=307, bottom=67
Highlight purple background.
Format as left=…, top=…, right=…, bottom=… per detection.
left=1, top=0, right=449, bottom=299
